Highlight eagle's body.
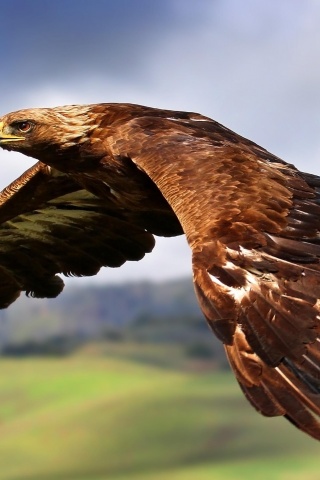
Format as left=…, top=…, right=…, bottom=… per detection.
left=1, top=103, right=320, bottom=440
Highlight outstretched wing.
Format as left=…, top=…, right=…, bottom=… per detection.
left=195, top=169, right=320, bottom=440
left=111, top=112, right=320, bottom=439
left=0, top=162, right=155, bottom=308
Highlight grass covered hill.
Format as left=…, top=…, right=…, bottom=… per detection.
left=0, top=346, right=319, bottom=480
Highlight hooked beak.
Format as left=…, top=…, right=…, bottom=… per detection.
left=0, top=121, right=25, bottom=144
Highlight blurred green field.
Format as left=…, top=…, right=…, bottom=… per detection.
left=0, top=343, right=319, bottom=480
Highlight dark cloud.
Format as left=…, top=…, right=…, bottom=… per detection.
left=2, top=0, right=209, bottom=86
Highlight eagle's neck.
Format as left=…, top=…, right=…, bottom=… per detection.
left=49, top=104, right=99, bottom=149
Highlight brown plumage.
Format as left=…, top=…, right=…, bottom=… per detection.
left=1, top=103, right=320, bottom=440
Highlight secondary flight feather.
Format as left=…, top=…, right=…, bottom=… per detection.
left=0, top=102, right=320, bottom=440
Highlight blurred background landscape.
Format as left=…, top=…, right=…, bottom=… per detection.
left=0, top=278, right=319, bottom=480
left=1, top=0, right=320, bottom=478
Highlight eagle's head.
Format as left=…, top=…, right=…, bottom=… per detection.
left=0, top=104, right=98, bottom=161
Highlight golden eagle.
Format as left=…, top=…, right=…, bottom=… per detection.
left=0, top=103, right=320, bottom=440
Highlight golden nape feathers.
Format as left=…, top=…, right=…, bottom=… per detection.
left=1, top=102, right=320, bottom=440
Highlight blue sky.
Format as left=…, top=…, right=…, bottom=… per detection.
left=1, top=0, right=320, bottom=285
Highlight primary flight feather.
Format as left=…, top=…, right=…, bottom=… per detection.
left=1, top=102, right=320, bottom=440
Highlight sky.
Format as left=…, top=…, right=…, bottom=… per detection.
left=1, top=0, right=320, bottom=286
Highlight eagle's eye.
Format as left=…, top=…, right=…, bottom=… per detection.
left=15, top=121, right=33, bottom=133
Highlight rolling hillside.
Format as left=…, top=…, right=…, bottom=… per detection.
left=0, top=347, right=319, bottom=480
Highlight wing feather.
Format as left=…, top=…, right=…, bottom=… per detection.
left=0, top=162, right=155, bottom=307
left=115, top=113, right=320, bottom=439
